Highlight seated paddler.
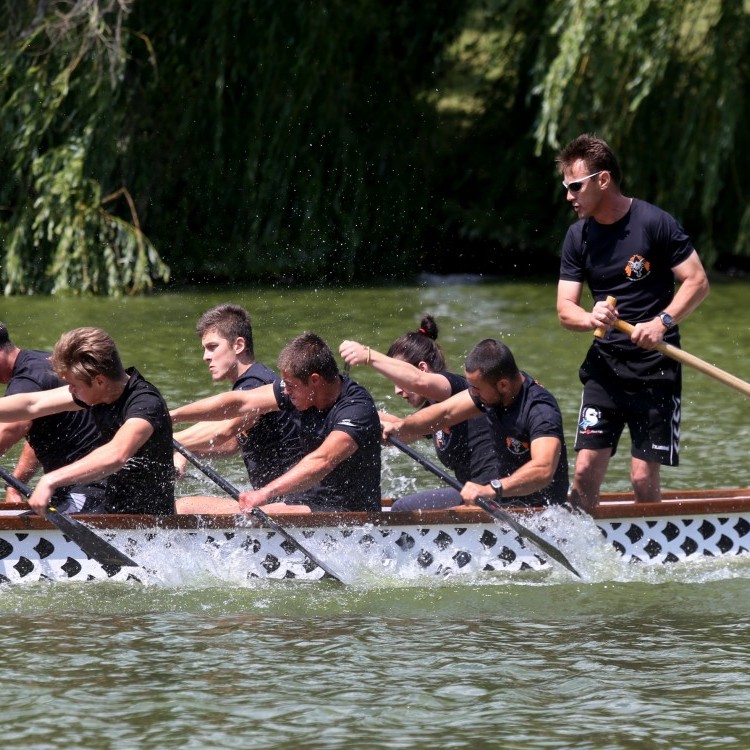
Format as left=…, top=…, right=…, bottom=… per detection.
left=172, top=332, right=381, bottom=515
left=340, top=313, right=501, bottom=512
left=172, top=303, right=303, bottom=498
left=382, top=338, right=569, bottom=509
left=0, top=327, right=175, bottom=517
left=0, top=320, right=107, bottom=512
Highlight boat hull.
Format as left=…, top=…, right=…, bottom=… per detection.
left=2, top=489, right=750, bottom=584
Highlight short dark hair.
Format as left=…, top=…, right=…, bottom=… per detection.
left=278, top=332, right=338, bottom=383
left=556, top=133, right=622, bottom=186
left=0, top=322, right=11, bottom=350
left=464, top=339, right=519, bottom=381
left=386, top=314, right=445, bottom=371
left=196, top=303, right=254, bottom=356
left=51, top=327, right=125, bottom=384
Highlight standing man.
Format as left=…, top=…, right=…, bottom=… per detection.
left=556, top=133, right=709, bottom=511
left=172, top=332, right=381, bottom=514
left=0, top=327, right=175, bottom=516
left=173, top=303, right=301, bottom=492
left=382, top=338, right=569, bottom=508
left=0, top=321, right=106, bottom=511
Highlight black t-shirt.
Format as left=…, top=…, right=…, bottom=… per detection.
left=560, top=198, right=695, bottom=379
left=431, top=371, right=500, bottom=484
left=5, top=350, right=104, bottom=471
left=234, top=363, right=302, bottom=488
left=273, top=375, right=381, bottom=512
left=75, top=368, right=174, bottom=514
left=470, top=372, right=569, bottom=505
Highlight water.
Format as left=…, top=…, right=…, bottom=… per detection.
left=2, top=279, right=750, bottom=748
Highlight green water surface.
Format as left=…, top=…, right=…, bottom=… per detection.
left=2, top=279, right=750, bottom=749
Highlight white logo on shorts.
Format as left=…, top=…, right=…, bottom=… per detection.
left=579, top=407, right=601, bottom=430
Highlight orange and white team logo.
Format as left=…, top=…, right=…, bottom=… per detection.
left=505, top=436, right=529, bottom=455
left=624, top=254, right=651, bottom=281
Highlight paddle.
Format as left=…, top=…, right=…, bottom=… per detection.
left=0, top=466, right=138, bottom=568
left=596, top=295, right=750, bottom=398
left=172, top=439, right=346, bottom=583
left=387, top=436, right=582, bottom=578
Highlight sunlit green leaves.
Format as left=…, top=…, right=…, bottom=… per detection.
left=533, top=0, right=750, bottom=263
left=0, top=0, right=168, bottom=295
left=2, top=1, right=749, bottom=293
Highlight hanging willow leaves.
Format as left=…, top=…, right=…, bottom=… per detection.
left=0, top=1, right=169, bottom=295
left=2, top=1, right=750, bottom=294
left=532, top=0, right=750, bottom=264
left=121, top=0, right=461, bottom=284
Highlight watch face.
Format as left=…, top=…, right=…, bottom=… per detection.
left=660, top=313, right=674, bottom=329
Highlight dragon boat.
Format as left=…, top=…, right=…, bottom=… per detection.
left=2, top=488, right=750, bottom=585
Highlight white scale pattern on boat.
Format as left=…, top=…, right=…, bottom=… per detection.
left=598, top=514, right=750, bottom=563
left=2, top=511, right=750, bottom=583
left=0, top=530, right=141, bottom=584
left=0, top=523, right=545, bottom=583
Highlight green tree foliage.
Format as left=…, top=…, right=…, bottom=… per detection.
left=532, top=0, right=750, bottom=266
left=422, top=0, right=750, bottom=271
left=120, top=0, right=462, bottom=284
left=0, top=1, right=169, bottom=295
left=415, top=0, right=558, bottom=275
left=1, top=1, right=749, bottom=295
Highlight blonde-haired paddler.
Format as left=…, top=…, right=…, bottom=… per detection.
left=0, top=327, right=174, bottom=517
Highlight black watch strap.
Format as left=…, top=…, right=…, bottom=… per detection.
left=489, top=479, right=503, bottom=498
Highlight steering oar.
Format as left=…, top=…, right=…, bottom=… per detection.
left=597, top=295, right=750, bottom=398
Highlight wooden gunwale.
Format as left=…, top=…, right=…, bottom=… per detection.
left=2, top=487, right=750, bottom=530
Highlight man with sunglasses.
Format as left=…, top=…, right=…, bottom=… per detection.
left=555, top=133, right=709, bottom=512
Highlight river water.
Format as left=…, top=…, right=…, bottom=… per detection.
left=2, top=279, right=750, bottom=749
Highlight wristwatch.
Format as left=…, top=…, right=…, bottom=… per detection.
left=657, top=311, right=675, bottom=330
left=489, top=479, right=504, bottom=498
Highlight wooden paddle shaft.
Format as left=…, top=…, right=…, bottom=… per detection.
left=594, top=295, right=750, bottom=399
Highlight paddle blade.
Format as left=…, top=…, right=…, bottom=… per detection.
left=476, top=498, right=581, bottom=578
left=173, top=439, right=345, bottom=583
left=47, top=509, right=139, bottom=568
left=250, top=507, right=346, bottom=582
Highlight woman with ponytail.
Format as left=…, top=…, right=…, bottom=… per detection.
left=339, top=315, right=500, bottom=510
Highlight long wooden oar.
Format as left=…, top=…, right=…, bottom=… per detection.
left=0, top=466, right=138, bottom=568
left=172, top=439, right=345, bottom=583
left=387, top=437, right=581, bottom=578
left=596, top=295, right=750, bottom=398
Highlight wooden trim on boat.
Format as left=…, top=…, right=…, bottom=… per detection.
left=2, top=487, right=750, bottom=530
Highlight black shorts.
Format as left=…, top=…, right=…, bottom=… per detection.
left=575, top=375, right=681, bottom=466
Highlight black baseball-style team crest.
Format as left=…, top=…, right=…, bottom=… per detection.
left=624, top=254, right=651, bottom=281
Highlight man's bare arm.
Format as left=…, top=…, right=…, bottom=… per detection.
left=171, top=383, right=278, bottom=423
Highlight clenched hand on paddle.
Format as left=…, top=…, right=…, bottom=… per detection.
left=0, top=466, right=138, bottom=568
left=596, top=295, right=750, bottom=399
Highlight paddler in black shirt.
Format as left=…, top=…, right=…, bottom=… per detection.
left=0, top=327, right=174, bottom=516
left=172, top=332, right=381, bottom=514
left=173, top=303, right=302, bottom=507
left=556, top=134, right=709, bottom=512
left=339, top=314, right=500, bottom=511
left=382, top=339, right=569, bottom=508
left=0, top=321, right=107, bottom=512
